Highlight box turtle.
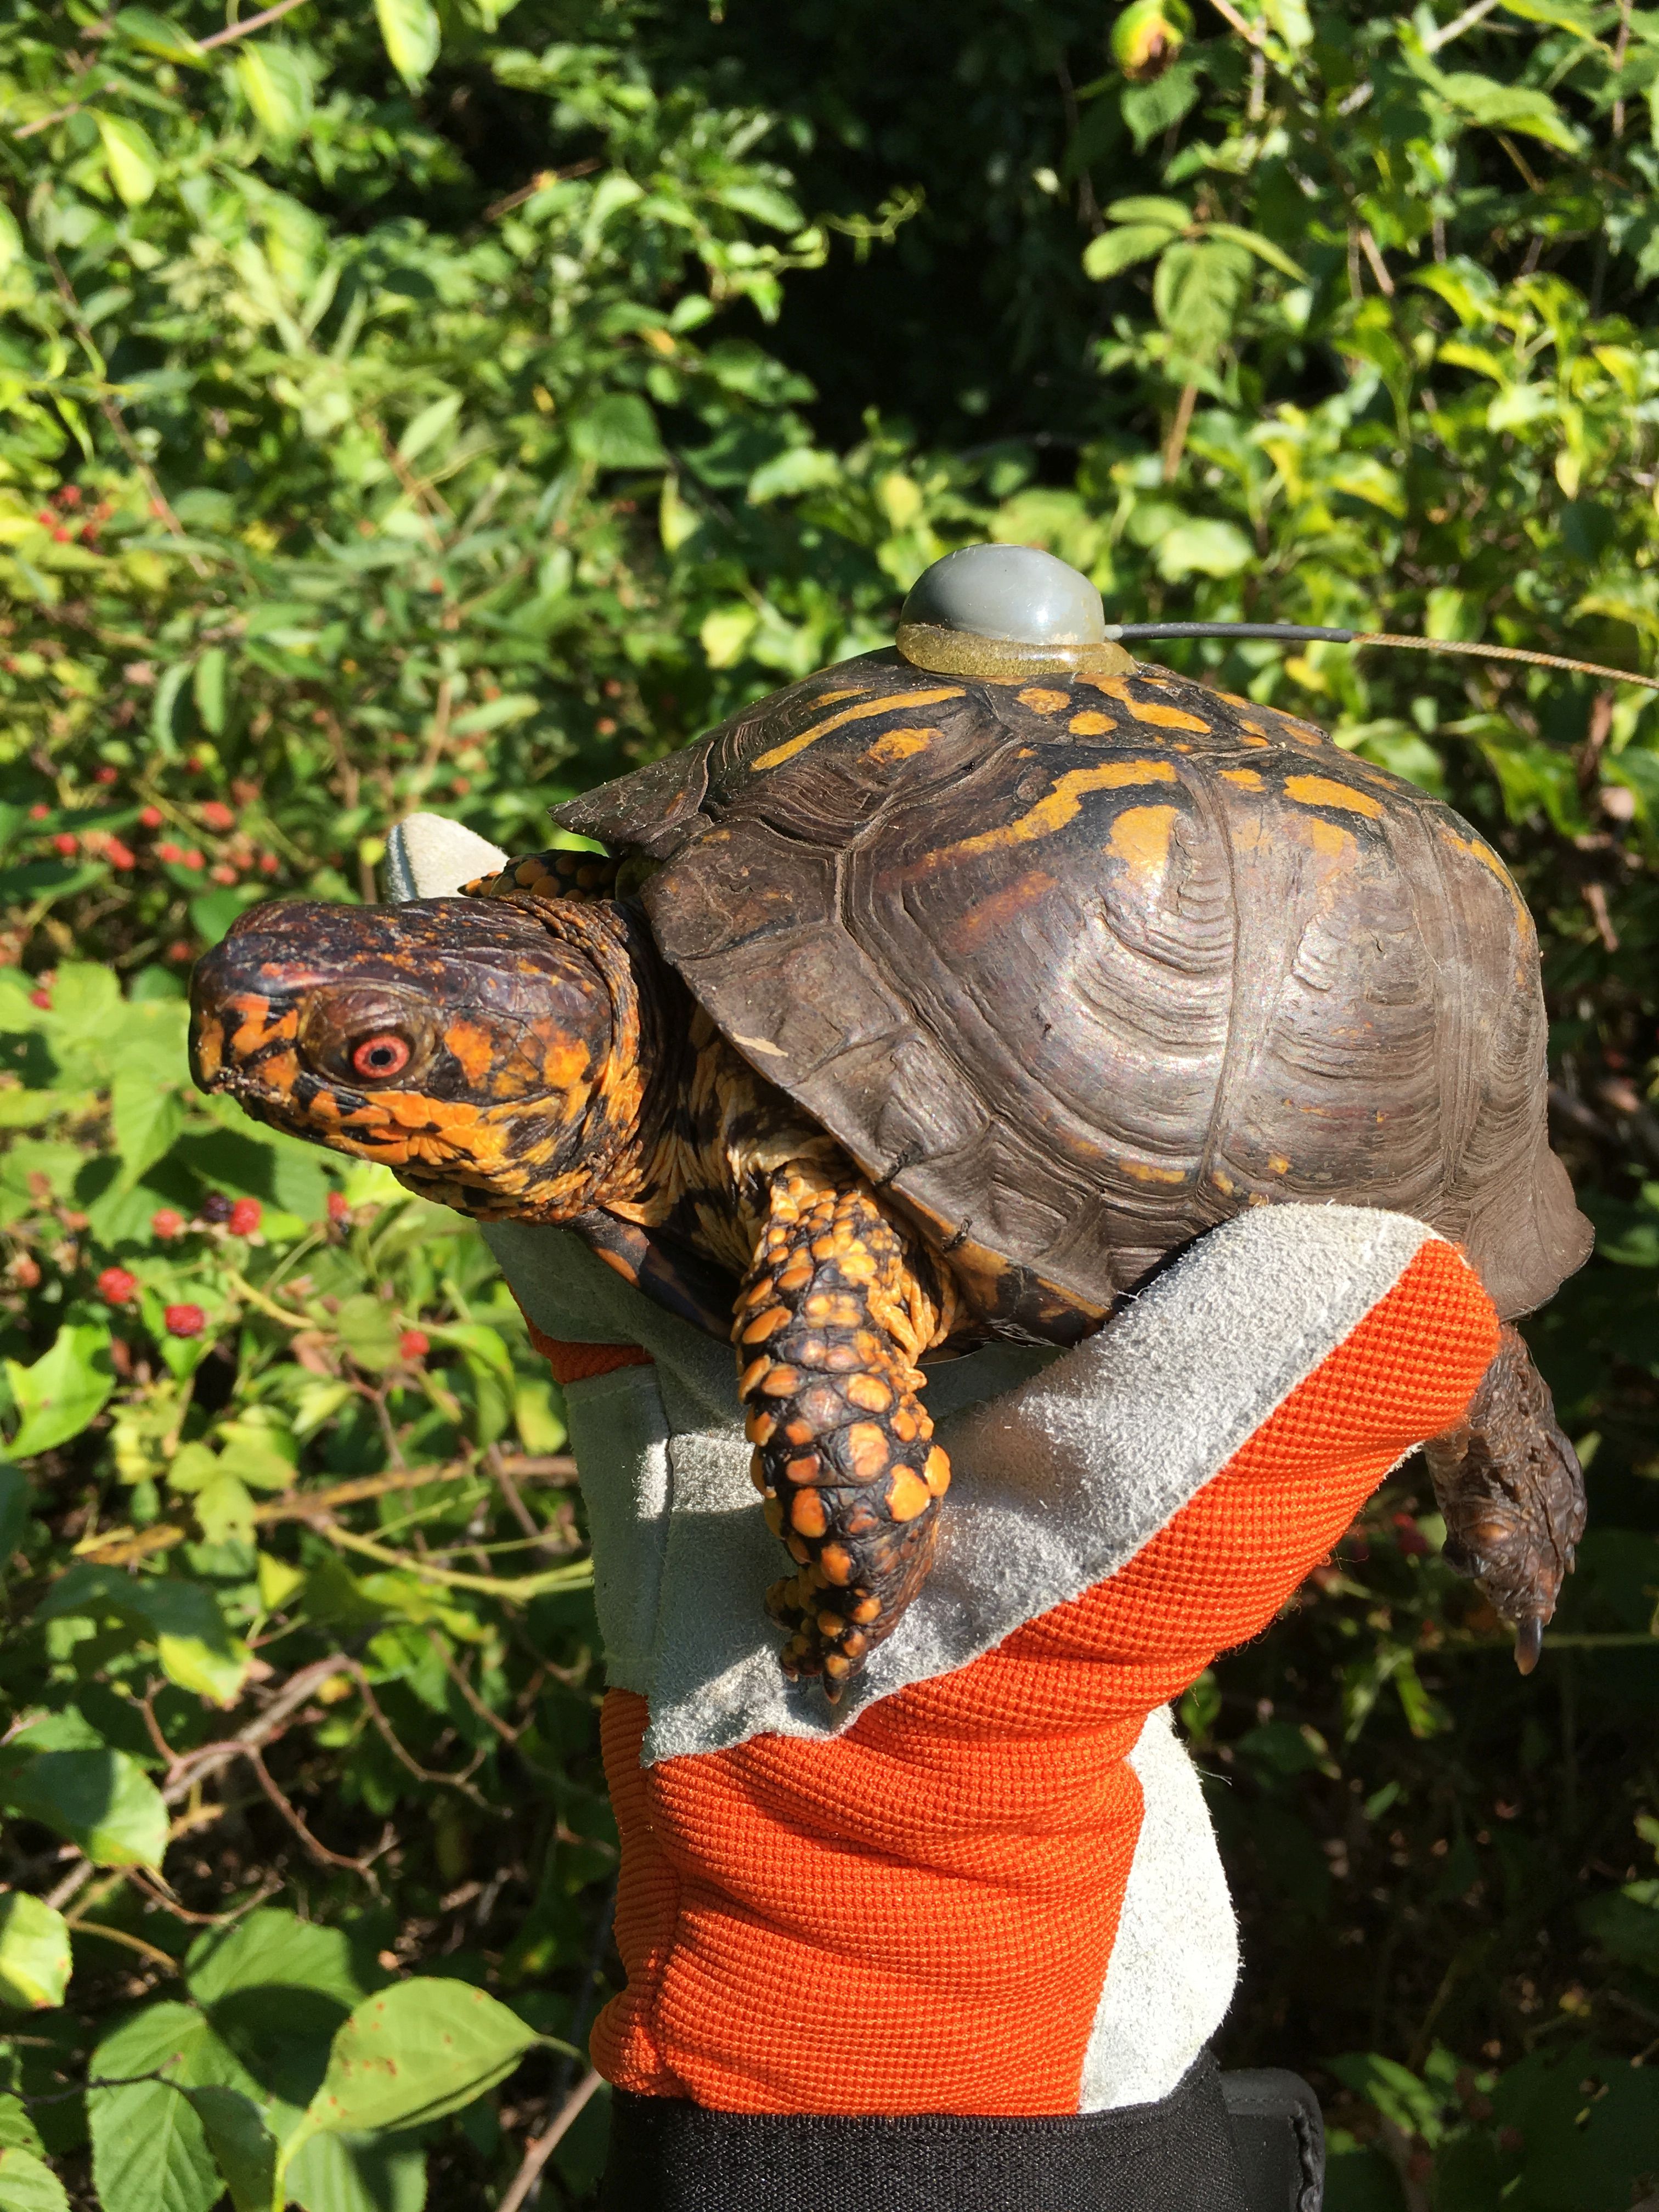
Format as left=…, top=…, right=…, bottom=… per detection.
left=189, top=546, right=1591, bottom=1695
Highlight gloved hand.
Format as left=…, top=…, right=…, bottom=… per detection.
left=488, top=1203, right=1495, bottom=2212
left=387, top=816, right=1500, bottom=2212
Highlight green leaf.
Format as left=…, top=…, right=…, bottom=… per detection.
left=38, top=1565, right=254, bottom=1705
left=746, top=447, right=840, bottom=503
left=1082, top=222, right=1181, bottom=281
left=89, top=2005, right=220, bottom=2212
left=92, top=113, right=161, bottom=208
left=187, top=1907, right=376, bottom=2019
left=333, top=1294, right=402, bottom=1372
left=570, top=393, right=668, bottom=471
left=1579, top=1881, right=1659, bottom=1974
left=374, top=0, right=441, bottom=87
left=1, top=1748, right=169, bottom=1867
left=1154, top=238, right=1253, bottom=363
left=396, top=394, right=461, bottom=465
left=194, top=1474, right=256, bottom=1548
left=0, top=1466, right=35, bottom=1564
left=1120, top=54, right=1201, bottom=148
left=1154, top=516, right=1254, bottom=580
left=447, top=693, right=539, bottom=737
left=300, top=1980, right=543, bottom=2138
left=425, top=1321, right=514, bottom=1387
left=235, top=42, right=312, bottom=142
left=1499, top=0, right=1605, bottom=38
left=0, top=2148, right=69, bottom=2212
left=1434, top=71, right=1579, bottom=151
left=113, top=9, right=205, bottom=64
left=1104, top=195, right=1192, bottom=227
left=215, top=1411, right=298, bottom=1492
left=284, top=2131, right=425, bottom=2212
left=192, top=648, right=228, bottom=736
left=1201, top=222, right=1306, bottom=282
left=111, top=1073, right=186, bottom=1189
left=2, top=1324, right=115, bottom=1460
left=180, top=2090, right=276, bottom=2212
left=0, top=1896, right=71, bottom=2012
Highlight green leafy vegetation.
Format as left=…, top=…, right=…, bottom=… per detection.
left=1, top=1, right=1657, bottom=2205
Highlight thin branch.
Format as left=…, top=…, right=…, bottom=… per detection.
left=424, top=1628, right=518, bottom=1744
left=1358, top=225, right=1396, bottom=298
left=71, top=1921, right=180, bottom=1973
left=1205, top=0, right=1264, bottom=42
left=340, top=1657, right=496, bottom=1799
left=160, top=1653, right=355, bottom=1802
left=221, top=1268, right=321, bottom=1329
left=14, top=0, right=319, bottom=116
left=1424, top=0, right=1503, bottom=52
left=496, top=2071, right=605, bottom=2212
left=246, top=1744, right=382, bottom=1878
left=13, top=105, right=85, bottom=143
left=317, top=1516, right=591, bottom=1600
left=1612, top=0, right=1633, bottom=136
left=72, top=1453, right=577, bottom=1568
left=482, top=158, right=601, bottom=223
left=1163, top=382, right=1199, bottom=483
left=128, top=1868, right=281, bottom=1927
left=197, top=0, right=314, bottom=51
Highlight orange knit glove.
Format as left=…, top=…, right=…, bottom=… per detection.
left=496, top=1205, right=1497, bottom=2191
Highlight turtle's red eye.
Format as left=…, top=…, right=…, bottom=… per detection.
left=351, top=1033, right=411, bottom=1080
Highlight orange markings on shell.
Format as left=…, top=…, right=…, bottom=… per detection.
left=1090, top=676, right=1209, bottom=732
left=924, top=1446, right=951, bottom=1496
left=866, top=725, right=941, bottom=766
left=1284, top=774, right=1385, bottom=821
left=1017, top=687, right=1070, bottom=714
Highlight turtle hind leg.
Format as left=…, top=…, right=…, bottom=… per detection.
left=736, top=1164, right=956, bottom=1700
left=1423, top=1323, right=1585, bottom=1675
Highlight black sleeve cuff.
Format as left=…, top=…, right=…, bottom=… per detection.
left=599, top=2049, right=1320, bottom=2212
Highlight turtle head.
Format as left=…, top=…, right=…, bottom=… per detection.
left=188, top=895, right=644, bottom=1218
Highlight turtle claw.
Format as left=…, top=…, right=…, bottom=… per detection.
left=1513, top=1615, right=1545, bottom=1675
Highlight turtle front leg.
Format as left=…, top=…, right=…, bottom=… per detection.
left=735, top=1163, right=957, bottom=1701
left=1423, top=1324, right=1585, bottom=1674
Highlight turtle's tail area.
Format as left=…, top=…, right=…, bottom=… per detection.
left=734, top=1165, right=959, bottom=1701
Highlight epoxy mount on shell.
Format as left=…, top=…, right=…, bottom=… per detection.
left=895, top=545, right=1135, bottom=682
